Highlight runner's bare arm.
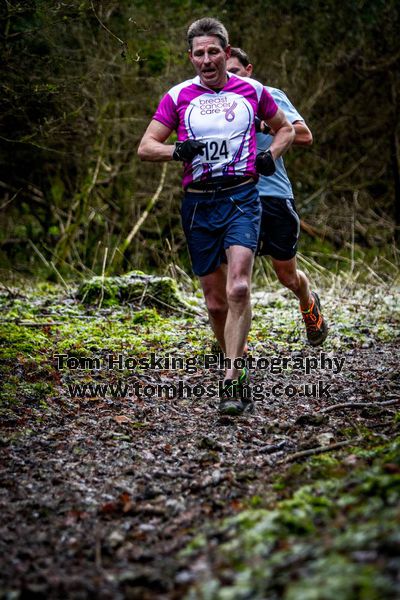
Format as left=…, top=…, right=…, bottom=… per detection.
left=138, top=120, right=175, bottom=161
left=264, top=107, right=295, bottom=159
left=266, top=120, right=312, bottom=146
left=292, top=120, right=313, bottom=146
left=260, top=119, right=312, bottom=147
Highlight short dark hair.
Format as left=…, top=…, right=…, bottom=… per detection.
left=187, top=18, right=229, bottom=50
left=230, top=47, right=250, bottom=67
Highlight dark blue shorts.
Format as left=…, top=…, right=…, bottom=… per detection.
left=181, top=182, right=261, bottom=277
left=257, top=196, right=300, bottom=260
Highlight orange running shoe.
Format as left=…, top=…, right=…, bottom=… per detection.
left=301, top=292, right=328, bottom=346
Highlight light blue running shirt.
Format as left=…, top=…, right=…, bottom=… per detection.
left=256, top=87, right=303, bottom=199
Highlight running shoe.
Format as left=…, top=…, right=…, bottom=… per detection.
left=219, top=368, right=252, bottom=415
left=301, top=291, right=328, bottom=346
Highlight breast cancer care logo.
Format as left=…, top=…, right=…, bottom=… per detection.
left=198, top=97, right=238, bottom=121
left=224, top=100, right=237, bottom=122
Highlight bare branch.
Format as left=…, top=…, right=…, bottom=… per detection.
left=284, top=438, right=362, bottom=462
left=321, top=399, right=400, bottom=413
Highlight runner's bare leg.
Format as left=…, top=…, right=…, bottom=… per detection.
left=201, top=246, right=253, bottom=381
left=200, top=264, right=228, bottom=353
left=224, top=245, right=254, bottom=381
left=271, top=256, right=312, bottom=309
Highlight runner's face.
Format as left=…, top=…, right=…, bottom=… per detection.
left=189, top=36, right=230, bottom=89
left=226, top=56, right=252, bottom=78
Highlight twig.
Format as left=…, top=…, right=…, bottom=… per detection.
left=302, top=155, right=369, bottom=206
left=90, top=0, right=125, bottom=46
left=365, top=263, right=387, bottom=285
left=351, top=197, right=356, bottom=275
left=0, top=188, right=22, bottom=211
left=257, top=440, right=287, bottom=455
left=0, top=134, right=68, bottom=155
left=50, top=261, right=71, bottom=292
left=0, top=320, right=65, bottom=327
left=297, top=252, right=329, bottom=275
left=144, top=292, right=201, bottom=315
left=300, top=219, right=342, bottom=247
left=139, top=281, right=149, bottom=307
left=170, top=263, right=196, bottom=289
left=54, top=136, right=105, bottom=264
left=321, top=399, right=400, bottom=413
left=28, top=239, right=51, bottom=269
left=40, top=240, right=94, bottom=279
left=116, top=162, right=168, bottom=260
left=284, top=438, right=362, bottom=462
left=98, top=246, right=109, bottom=309
left=28, top=240, right=70, bottom=290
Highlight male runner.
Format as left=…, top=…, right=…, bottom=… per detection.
left=226, top=47, right=328, bottom=346
left=138, top=18, right=294, bottom=414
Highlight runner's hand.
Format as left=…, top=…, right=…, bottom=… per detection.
left=255, top=150, right=276, bottom=176
left=173, top=140, right=206, bottom=161
left=255, top=117, right=271, bottom=135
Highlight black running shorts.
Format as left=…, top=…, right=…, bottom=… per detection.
left=257, top=196, right=300, bottom=261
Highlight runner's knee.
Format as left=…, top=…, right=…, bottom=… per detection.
left=227, top=280, right=250, bottom=304
left=206, top=297, right=228, bottom=319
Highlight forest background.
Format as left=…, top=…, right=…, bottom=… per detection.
left=0, top=0, right=399, bottom=281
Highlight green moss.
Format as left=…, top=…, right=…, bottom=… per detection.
left=76, top=271, right=191, bottom=311
left=131, top=307, right=162, bottom=325
left=272, top=462, right=307, bottom=494
left=0, top=379, right=53, bottom=410
left=285, top=555, right=392, bottom=600
left=252, top=306, right=304, bottom=351
left=184, top=437, right=400, bottom=599
left=0, top=323, right=50, bottom=361
left=54, top=319, right=146, bottom=354
left=248, top=495, right=264, bottom=508
left=180, top=533, right=207, bottom=557
left=308, top=454, right=345, bottom=479
left=0, top=382, right=20, bottom=405
left=374, top=323, right=398, bottom=342
left=77, top=276, right=121, bottom=306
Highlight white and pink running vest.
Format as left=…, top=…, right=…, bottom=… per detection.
left=153, top=73, right=278, bottom=188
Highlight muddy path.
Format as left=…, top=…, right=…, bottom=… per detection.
left=0, top=283, right=399, bottom=599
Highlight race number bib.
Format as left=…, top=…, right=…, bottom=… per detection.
left=198, top=138, right=232, bottom=163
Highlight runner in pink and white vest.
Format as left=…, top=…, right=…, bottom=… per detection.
left=138, top=17, right=294, bottom=415
left=153, top=73, right=278, bottom=189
